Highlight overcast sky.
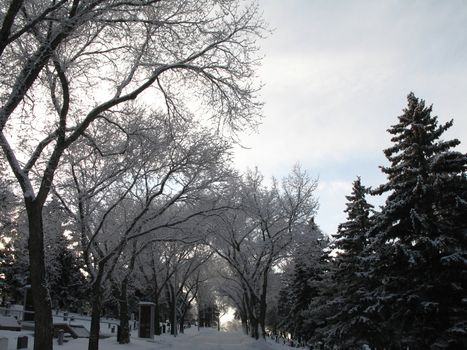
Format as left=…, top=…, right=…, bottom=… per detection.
left=233, top=0, right=467, bottom=235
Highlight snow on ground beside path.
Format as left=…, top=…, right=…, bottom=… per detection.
left=0, top=327, right=303, bottom=350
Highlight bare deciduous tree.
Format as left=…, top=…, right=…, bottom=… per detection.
left=0, top=1, right=264, bottom=348
left=54, top=112, right=232, bottom=349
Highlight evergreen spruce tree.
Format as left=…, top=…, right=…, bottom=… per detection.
left=368, top=93, right=467, bottom=349
left=0, top=157, right=28, bottom=304
left=288, top=257, right=317, bottom=341
left=48, top=237, right=88, bottom=312
left=43, top=198, right=88, bottom=312
left=277, top=221, right=329, bottom=344
left=291, top=222, right=332, bottom=346
left=0, top=233, right=29, bottom=304
left=321, top=177, right=379, bottom=349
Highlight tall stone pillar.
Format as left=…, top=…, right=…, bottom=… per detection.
left=138, top=302, right=155, bottom=339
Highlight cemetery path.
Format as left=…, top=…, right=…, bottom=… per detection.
left=0, top=325, right=297, bottom=350
left=154, top=328, right=293, bottom=350
left=175, top=329, right=247, bottom=349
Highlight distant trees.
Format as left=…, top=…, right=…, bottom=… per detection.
left=276, top=221, right=328, bottom=345
left=0, top=157, right=25, bottom=304
left=207, top=166, right=319, bottom=339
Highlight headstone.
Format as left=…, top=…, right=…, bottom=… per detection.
left=138, top=302, right=155, bottom=339
left=0, top=338, right=8, bottom=350
left=68, top=324, right=90, bottom=338
left=22, top=286, right=34, bottom=322
left=17, top=336, right=28, bottom=349
left=57, top=330, right=64, bottom=345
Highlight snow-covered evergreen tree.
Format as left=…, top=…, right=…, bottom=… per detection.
left=277, top=220, right=329, bottom=344
left=0, top=157, right=27, bottom=304
left=0, top=231, right=29, bottom=304
left=367, top=93, right=467, bottom=349
left=317, top=177, right=380, bottom=349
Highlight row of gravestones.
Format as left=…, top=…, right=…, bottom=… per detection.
left=23, top=289, right=164, bottom=341
left=0, top=336, right=28, bottom=350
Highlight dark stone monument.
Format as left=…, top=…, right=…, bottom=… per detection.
left=17, top=336, right=28, bottom=349
left=22, top=286, right=34, bottom=322
left=138, top=302, right=155, bottom=339
left=57, top=330, right=64, bottom=345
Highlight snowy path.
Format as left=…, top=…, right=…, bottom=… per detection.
left=130, top=329, right=299, bottom=350
left=0, top=327, right=300, bottom=350
left=170, top=330, right=259, bottom=350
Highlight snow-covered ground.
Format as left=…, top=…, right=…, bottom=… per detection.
left=0, top=323, right=302, bottom=350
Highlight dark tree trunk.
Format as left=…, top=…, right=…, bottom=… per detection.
left=179, top=311, right=185, bottom=334
left=246, top=301, right=259, bottom=339
left=154, top=279, right=161, bottom=335
left=240, top=297, right=249, bottom=334
left=249, top=315, right=259, bottom=339
left=88, top=268, right=105, bottom=350
left=259, top=269, right=269, bottom=339
left=244, top=292, right=259, bottom=339
left=240, top=312, right=248, bottom=334
left=118, top=280, right=130, bottom=344
left=26, top=200, right=53, bottom=350
left=167, top=288, right=175, bottom=335
left=154, top=299, right=161, bottom=335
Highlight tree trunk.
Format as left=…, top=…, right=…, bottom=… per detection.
left=247, top=303, right=259, bottom=339
left=118, top=280, right=130, bottom=344
left=26, top=201, right=53, bottom=350
left=88, top=268, right=105, bottom=350
left=259, top=270, right=269, bottom=339
left=153, top=277, right=161, bottom=335
left=240, top=298, right=249, bottom=334
left=249, top=315, right=259, bottom=339
left=179, top=311, right=185, bottom=334
left=240, top=312, right=248, bottom=334
left=244, top=292, right=259, bottom=339
left=167, top=288, right=175, bottom=335
left=154, top=296, right=161, bottom=335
